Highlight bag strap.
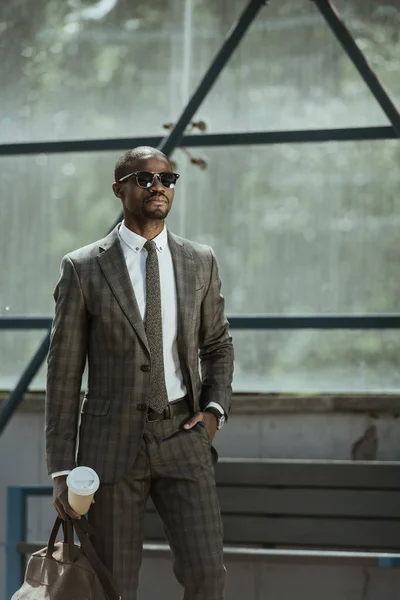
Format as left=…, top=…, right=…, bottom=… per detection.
left=62, top=519, right=76, bottom=563
left=45, top=517, right=120, bottom=599
left=73, top=518, right=121, bottom=600
left=46, top=517, right=62, bottom=558
left=74, top=515, right=95, bottom=536
left=46, top=518, right=75, bottom=563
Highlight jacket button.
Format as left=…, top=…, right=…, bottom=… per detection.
left=140, top=365, right=151, bottom=372
left=136, top=403, right=147, bottom=411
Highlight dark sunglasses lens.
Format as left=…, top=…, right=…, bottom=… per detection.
left=160, top=173, right=178, bottom=188
left=136, top=172, right=153, bottom=188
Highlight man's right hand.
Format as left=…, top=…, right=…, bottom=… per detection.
left=53, top=475, right=81, bottom=520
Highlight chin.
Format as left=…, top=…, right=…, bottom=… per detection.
left=144, top=209, right=169, bottom=220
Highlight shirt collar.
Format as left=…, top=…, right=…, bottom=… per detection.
left=119, top=221, right=168, bottom=254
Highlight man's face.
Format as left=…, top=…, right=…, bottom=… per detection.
left=113, top=156, right=175, bottom=222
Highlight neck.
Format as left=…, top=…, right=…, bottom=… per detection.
left=123, top=216, right=165, bottom=240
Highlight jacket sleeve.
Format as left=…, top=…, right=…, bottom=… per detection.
left=198, top=249, right=234, bottom=416
left=45, top=256, right=87, bottom=474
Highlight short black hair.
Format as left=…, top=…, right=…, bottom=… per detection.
left=114, top=146, right=171, bottom=182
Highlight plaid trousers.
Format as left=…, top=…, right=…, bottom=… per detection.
left=88, top=414, right=225, bottom=600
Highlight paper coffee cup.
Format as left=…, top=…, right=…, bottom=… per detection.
left=66, top=466, right=100, bottom=515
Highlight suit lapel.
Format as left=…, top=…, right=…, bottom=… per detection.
left=97, top=227, right=149, bottom=353
left=168, top=232, right=196, bottom=356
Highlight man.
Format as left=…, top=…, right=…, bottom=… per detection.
left=45, top=146, right=234, bottom=600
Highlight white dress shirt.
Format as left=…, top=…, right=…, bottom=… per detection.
left=52, top=222, right=223, bottom=478
left=119, top=222, right=187, bottom=401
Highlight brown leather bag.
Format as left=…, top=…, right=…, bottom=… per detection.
left=12, top=517, right=121, bottom=600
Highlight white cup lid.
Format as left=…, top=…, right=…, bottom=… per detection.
left=67, top=466, right=100, bottom=496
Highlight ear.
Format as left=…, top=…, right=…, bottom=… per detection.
left=112, top=182, right=123, bottom=200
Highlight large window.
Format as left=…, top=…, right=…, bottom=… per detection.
left=1, top=0, right=398, bottom=143
left=1, top=0, right=399, bottom=391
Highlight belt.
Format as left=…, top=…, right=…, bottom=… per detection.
left=146, top=395, right=190, bottom=422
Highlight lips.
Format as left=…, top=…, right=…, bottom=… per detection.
left=147, top=195, right=167, bottom=203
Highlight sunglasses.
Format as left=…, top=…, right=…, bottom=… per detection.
left=117, top=171, right=180, bottom=189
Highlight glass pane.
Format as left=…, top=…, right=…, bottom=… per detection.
left=0, top=331, right=48, bottom=390
left=0, top=152, right=181, bottom=316
left=192, top=0, right=390, bottom=132
left=3, top=142, right=400, bottom=317
left=335, top=0, right=400, bottom=112
left=182, top=143, right=400, bottom=314
left=0, top=0, right=191, bottom=143
left=3, top=329, right=399, bottom=393
left=233, top=329, right=400, bottom=393
left=28, top=496, right=54, bottom=541
left=1, top=0, right=395, bottom=145
left=0, top=152, right=119, bottom=314
left=1, top=140, right=400, bottom=391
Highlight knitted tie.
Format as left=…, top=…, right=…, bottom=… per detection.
left=144, top=240, right=169, bottom=413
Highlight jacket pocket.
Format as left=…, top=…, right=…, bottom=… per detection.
left=81, top=398, right=110, bottom=416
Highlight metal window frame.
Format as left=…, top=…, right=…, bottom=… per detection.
left=0, top=126, right=396, bottom=157
left=1, top=0, right=400, bottom=438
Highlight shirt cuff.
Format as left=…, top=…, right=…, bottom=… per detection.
left=51, top=470, right=71, bottom=479
left=205, top=402, right=224, bottom=415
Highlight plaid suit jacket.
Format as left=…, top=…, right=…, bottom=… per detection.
left=45, top=225, right=234, bottom=482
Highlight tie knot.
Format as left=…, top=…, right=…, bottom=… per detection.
left=144, top=240, right=157, bottom=253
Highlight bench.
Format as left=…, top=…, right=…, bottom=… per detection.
left=8, top=459, right=400, bottom=597
left=144, top=458, right=400, bottom=560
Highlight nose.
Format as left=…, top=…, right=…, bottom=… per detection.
left=149, top=174, right=166, bottom=192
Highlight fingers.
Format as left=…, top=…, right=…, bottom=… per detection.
left=54, top=498, right=69, bottom=520
left=53, top=492, right=81, bottom=520
left=54, top=502, right=70, bottom=521
left=53, top=475, right=81, bottom=520
left=183, top=412, right=203, bottom=430
left=65, top=504, right=82, bottom=520
left=54, top=498, right=81, bottom=520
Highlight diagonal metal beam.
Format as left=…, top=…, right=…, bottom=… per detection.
left=313, top=0, right=400, bottom=137
left=109, top=0, right=268, bottom=231
left=0, top=0, right=267, bottom=436
left=0, top=332, right=51, bottom=435
left=159, top=0, right=268, bottom=155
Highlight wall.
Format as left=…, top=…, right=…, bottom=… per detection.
left=138, top=558, right=400, bottom=600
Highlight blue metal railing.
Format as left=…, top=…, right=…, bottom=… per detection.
left=6, top=486, right=53, bottom=599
